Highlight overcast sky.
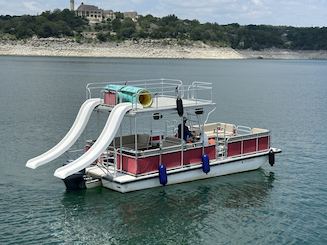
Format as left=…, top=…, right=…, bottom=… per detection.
left=0, top=0, right=326, bottom=27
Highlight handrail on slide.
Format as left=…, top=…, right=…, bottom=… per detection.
left=54, top=103, right=133, bottom=179
left=26, top=98, right=103, bottom=169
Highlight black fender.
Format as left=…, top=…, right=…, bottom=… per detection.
left=269, top=150, right=275, bottom=166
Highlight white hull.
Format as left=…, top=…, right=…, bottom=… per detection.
left=101, top=153, right=270, bottom=193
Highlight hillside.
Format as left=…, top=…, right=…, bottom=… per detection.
left=1, top=9, right=327, bottom=52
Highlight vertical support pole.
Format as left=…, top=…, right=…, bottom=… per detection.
left=135, top=116, right=138, bottom=164
left=181, top=116, right=184, bottom=166
left=150, top=115, right=153, bottom=144
left=120, top=124, right=123, bottom=172
left=165, top=120, right=167, bottom=138
left=159, top=135, right=162, bottom=165
left=224, top=125, right=228, bottom=158
left=200, top=115, right=205, bottom=155
left=155, top=94, right=158, bottom=109
left=161, top=79, right=164, bottom=96
left=216, top=128, right=219, bottom=160
left=96, top=110, right=100, bottom=136
left=129, top=117, right=132, bottom=135
left=114, top=148, right=117, bottom=177
left=196, top=84, right=198, bottom=105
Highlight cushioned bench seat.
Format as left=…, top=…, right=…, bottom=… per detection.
left=194, top=122, right=236, bottom=138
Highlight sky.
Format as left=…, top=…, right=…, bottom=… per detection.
left=0, top=0, right=326, bottom=27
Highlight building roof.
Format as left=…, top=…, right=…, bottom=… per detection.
left=77, top=3, right=101, bottom=12
left=103, top=10, right=114, bottom=14
left=124, top=11, right=138, bottom=15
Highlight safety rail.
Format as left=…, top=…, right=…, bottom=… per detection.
left=86, top=79, right=182, bottom=99
left=86, top=78, right=213, bottom=110
left=225, top=130, right=271, bottom=158
left=189, top=81, right=213, bottom=102
left=64, top=148, right=84, bottom=162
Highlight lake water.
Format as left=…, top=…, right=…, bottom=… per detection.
left=0, top=56, right=326, bottom=244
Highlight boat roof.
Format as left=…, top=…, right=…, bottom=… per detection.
left=97, top=96, right=215, bottom=115
left=87, top=79, right=216, bottom=115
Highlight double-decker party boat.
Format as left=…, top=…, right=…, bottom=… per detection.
left=26, top=79, right=281, bottom=193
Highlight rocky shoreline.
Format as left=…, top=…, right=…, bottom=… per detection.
left=1, top=38, right=327, bottom=60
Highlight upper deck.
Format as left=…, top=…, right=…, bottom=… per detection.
left=86, top=79, right=215, bottom=115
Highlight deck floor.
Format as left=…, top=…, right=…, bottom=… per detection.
left=97, top=96, right=214, bottom=114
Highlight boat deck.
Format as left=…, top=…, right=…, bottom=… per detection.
left=97, top=96, right=215, bottom=114
left=86, top=162, right=206, bottom=184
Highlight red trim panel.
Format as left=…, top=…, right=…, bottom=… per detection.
left=117, top=145, right=216, bottom=175
left=227, top=142, right=241, bottom=157
left=258, top=136, right=269, bottom=151
left=243, top=139, right=256, bottom=154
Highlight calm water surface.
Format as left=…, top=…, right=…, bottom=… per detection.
left=0, top=56, right=326, bottom=244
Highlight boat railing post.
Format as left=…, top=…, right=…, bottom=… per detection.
left=181, top=116, right=184, bottom=167
left=134, top=116, right=138, bottom=166
left=216, top=128, right=219, bottom=160
left=225, top=138, right=229, bottom=158
left=159, top=134, right=162, bottom=165
left=161, top=79, right=164, bottom=96
left=155, top=93, right=158, bottom=109
left=113, top=131, right=117, bottom=177
left=120, top=125, right=123, bottom=173
left=200, top=116, right=205, bottom=156
left=196, top=84, right=198, bottom=105
left=114, top=148, right=117, bottom=177
left=187, top=85, right=190, bottom=99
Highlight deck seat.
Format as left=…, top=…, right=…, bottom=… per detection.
left=110, top=134, right=150, bottom=150
left=194, top=122, right=236, bottom=138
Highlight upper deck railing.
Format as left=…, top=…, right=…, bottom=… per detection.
left=86, top=79, right=213, bottom=110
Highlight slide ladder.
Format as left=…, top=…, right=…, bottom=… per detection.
left=26, top=98, right=103, bottom=169
left=54, top=102, right=133, bottom=179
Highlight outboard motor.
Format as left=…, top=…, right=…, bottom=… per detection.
left=63, top=170, right=86, bottom=190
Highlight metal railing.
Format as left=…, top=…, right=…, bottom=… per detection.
left=86, top=78, right=182, bottom=99
left=225, top=131, right=271, bottom=158
left=85, top=78, right=213, bottom=110
left=64, top=148, right=84, bottom=161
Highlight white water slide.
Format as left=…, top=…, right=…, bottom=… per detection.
left=26, top=98, right=103, bottom=169
left=54, top=102, right=132, bottom=179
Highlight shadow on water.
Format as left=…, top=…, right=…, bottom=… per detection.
left=58, top=169, right=275, bottom=244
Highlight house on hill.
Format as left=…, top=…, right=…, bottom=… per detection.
left=75, top=2, right=138, bottom=24
left=76, top=3, right=107, bottom=24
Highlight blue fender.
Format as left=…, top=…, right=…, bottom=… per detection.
left=202, top=154, right=210, bottom=174
left=158, top=164, right=168, bottom=186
